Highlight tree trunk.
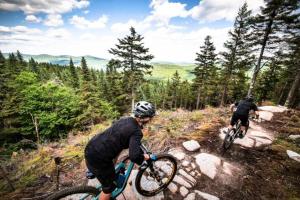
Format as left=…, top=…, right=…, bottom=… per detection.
left=196, top=87, right=201, bottom=110
left=220, top=84, right=228, bottom=107
left=285, top=69, right=300, bottom=108
left=30, top=113, right=40, bottom=145
left=277, top=82, right=288, bottom=105
left=131, top=88, right=135, bottom=113
left=248, top=11, right=275, bottom=96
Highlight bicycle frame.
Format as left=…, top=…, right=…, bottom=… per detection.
left=79, top=157, right=135, bottom=200
left=81, top=144, right=151, bottom=200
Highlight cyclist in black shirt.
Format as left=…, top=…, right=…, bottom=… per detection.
left=228, top=95, right=259, bottom=138
left=84, top=101, right=156, bottom=200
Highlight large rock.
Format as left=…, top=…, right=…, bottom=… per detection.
left=287, top=150, right=300, bottom=162
left=259, top=111, right=274, bottom=121
left=173, top=175, right=192, bottom=188
left=195, top=153, right=221, bottom=179
left=179, top=169, right=196, bottom=184
left=259, top=106, right=287, bottom=113
left=195, top=190, right=220, bottom=200
left=184, top=193, right=196, bottom=200
left=289, top=135, right=300, bottom=140
left=182, top=140, right=201, bottom=152
left=169, top=149, right=186, bottom=160
left=167, top=182, right=178, bottom=193
left=179, top=186, right=189, bottom=197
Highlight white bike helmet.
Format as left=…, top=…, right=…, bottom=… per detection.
left=133, top=101, right=156, bottom=118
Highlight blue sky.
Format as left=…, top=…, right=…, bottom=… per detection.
left=0, top=0, right=264, bottom=62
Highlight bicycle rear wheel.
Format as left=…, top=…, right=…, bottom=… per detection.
left=46, top=185, right=100, bottom=200
left=222, top=128, right=236, bottom=151
left=135, top=153, right=177, bottom=196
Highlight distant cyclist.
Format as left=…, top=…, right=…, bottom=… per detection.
left=84, top=101, right=156, bottom=200
left=227, top=95, right=259, bottom=138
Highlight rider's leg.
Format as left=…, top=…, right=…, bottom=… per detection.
left=99, top=192, right=111, bottom=200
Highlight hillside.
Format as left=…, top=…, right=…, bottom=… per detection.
left=3, top=53, right=195, bottom=81
left=1, top=107, right=299, bottom=199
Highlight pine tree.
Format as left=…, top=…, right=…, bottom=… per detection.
left=69, top=58, right=79, bottom=89
left=170, top=71, right=181, bottom=109
left=248, top=0, right=299, bottom=95
left=81, top=57, right=90, bottom=82
left=28, top=57, right=38, bottom=73
left=192, top=35, right=217, bottom=109
left=220, top=3, right=254, bottom=106
left=109, top=27, right=154, bottom=111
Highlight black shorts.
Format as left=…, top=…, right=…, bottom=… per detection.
left=85, top=150, right=117, bottom=194
left=230, top=112, right=248, bottom=126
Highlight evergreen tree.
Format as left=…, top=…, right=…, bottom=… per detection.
left=248, top=0, right=299, bottom=95
left=69, top=58, right=79, bottom=89
left=220, top=3, right=253, bottom=106
left=81, top=57, right=91, bottom=82
left=170, top=71, right=181, bottom=109
left=192, top=35, right=217, bottom=109
left=109, top=27, right=154, bottom=111
left=28, top=57, right=38, bottom=73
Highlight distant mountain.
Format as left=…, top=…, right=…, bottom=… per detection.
left=3, top=53, right=195, bottom=80
left=3, top=53, right=108, bottom=70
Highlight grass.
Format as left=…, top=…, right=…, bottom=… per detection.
left=146, top=63, right=195, bottom=81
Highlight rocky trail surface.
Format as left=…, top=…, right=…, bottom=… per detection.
left=87, top=106, right=300, bottom=200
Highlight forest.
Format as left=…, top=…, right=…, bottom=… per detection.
left=0, top=1, right=299, bottom=150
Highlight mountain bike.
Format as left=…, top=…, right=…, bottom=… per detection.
left=222, top=115, right=259, bottom=153
left=46, top=144, right=177, bottom=200
left=222, top=119, right=249, bottom=153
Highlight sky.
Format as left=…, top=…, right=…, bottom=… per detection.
left=0, top=0, right=265, bottom=63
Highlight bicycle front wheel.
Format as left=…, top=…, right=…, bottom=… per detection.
left=135, top=153, right=177, bottom=196
left=222, top=128, right=236, bottom=151
left=46, top=185, right=100, bottom=200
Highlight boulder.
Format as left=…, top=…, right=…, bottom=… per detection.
left=259, top=111, right=273, bottom=121
left=287, top=150, right=300, bottom=162
left=288, top=135, right=300, bottom=140
left=195, top=190, right=220, bottom=200
left=182, top=140, right=200, bottom=152
left=195, top=153, right=221, bottom=179
left=169, top=149, right=186, bottom=160
left=182, top=160, right=190, bottom=167
left=173, top=175, right=192, bottom=188
left=178, top=169, right=196, bottom=184
left=184, top=193, right=196, bottom=200
left=180, top=186, right=189, bottom=197
left=258, top=106, right=287, bottom=113
left=167, top=182, right=178, bottom=193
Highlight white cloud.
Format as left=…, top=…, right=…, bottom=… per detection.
left=111, top=19, right=151, bottom=34
left=0, top=25, right=42, bottom=34
left=46, top=28, right=71, bottom=39
left=147, top=0, right=189, bottom=26
left=44, top=14, right=64, bottom=27
left=70, top=15, right=108, bottom=29
left=83, top=10, right=89, bottom=14
left=0, top=0, right=90, bottom=14
left=25, top=15, right=41, bottom=23
left=189, top=0, right=264, bottom=22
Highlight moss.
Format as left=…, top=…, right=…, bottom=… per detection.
left=272, top=138, right=300, bottom=153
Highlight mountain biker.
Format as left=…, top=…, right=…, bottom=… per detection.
left=228, top=95, right=259, bottom=138
left=84, top=101, right=156, bottom=200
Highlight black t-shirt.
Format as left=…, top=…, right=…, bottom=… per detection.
left=85, top=117, right=144, bottom=165
left=234, top=100, right=258, bottom=116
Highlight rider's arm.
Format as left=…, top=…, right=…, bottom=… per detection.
left=129, top=130, right=146, bottom=165
left=252, top=103, right=259, bottom=117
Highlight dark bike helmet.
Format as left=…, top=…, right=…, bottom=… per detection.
left=134, top=101, right=156, bottom=118
left=246, top=94, right=254, bottom=102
